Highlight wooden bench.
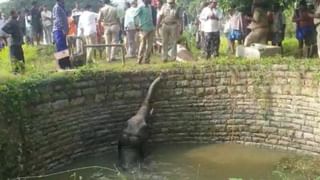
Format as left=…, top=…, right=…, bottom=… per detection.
left=67, top=36, right=126, bottom=66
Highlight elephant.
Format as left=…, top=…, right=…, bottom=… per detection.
left=118, top=75, right=162, bottom=170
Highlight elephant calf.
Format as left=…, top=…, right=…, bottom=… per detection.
left=118, top=75, right=162, bottom=170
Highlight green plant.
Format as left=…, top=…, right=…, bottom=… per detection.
left=273, top=156, right=320, bottom=180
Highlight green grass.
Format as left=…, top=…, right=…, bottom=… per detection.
left=0, top=37, right=317, bottom=84
left=273, top=156, right=320, bottom=180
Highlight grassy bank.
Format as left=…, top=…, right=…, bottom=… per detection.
left=0, top=37, right=317, bottom=84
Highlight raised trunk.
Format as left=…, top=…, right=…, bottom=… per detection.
left=137, top=76, right=162, bottom=117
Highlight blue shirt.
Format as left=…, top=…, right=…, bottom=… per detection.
left=52, top=2, right=68, bottom=33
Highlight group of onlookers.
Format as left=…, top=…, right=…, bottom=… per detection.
left=57, top=0, right=185, bottom=66
left=4, top=0, right=320, bottom=74
left=1, top=0, right=188, bottom=73
left=196, top=0, right=320, bottom=59
left=196, top=0, right=287, bottom=59
left=0, top=1, right=55, bottom=72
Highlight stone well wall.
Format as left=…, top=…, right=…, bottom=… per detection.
left=20, top=65, right=320, bottom=175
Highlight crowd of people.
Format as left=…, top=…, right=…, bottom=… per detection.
left=195, top=0, right=320, bottom=59
left=0, top=0, right=189, bottom=73
left=3, top=0, right=320, bottom=74
left=196, top=0, right=284, bottom=58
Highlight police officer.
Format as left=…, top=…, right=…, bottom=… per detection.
left=158, top=0, right=182, bottom=62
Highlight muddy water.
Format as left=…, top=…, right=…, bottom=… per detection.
left=39, top=144, right=294, bottom=180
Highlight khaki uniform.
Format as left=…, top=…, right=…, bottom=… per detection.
left=138, top=30, right=155, bottom=63
left=315, top=4, right=320, bottom=57
left=244, top=8, right=269, bottom=46
left=159, top=4, right=182, bottom=61
left=98, top=4, right=120, bottom=61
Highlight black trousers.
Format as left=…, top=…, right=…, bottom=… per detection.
left=10, top=45, right=25, bottom=73
left=10, top=45, right=24, bottom=62
left=205, top=32, right=220, bottom=59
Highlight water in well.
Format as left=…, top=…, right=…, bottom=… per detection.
left=38, top=144, right=296, bottom=180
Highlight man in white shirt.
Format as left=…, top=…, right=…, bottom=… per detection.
left=199, top=0, right=222, bottom=59
left=41, top=5, right=53, bottom=44
left=124, top=1, right=138, bottom=58
left=24, top=10, right=33, bottom=44
left=78, top=4, right=98, bottom=63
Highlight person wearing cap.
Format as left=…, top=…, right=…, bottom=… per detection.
left=244, top=2, right=269, bottom=46
left=98, top=0, right=121, bottom=62
left=199, top=0, right=223, bottom=59
left=157, top=0, right=183, bottom=62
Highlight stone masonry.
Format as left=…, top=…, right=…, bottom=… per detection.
left=16, top=65, right=320, bottom=175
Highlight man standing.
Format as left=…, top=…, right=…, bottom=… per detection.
left=52, top=0, right=71, bottom=69
left=244, top=2, right=269, bottom=46
left=78, top=4, right=98, bottom=63
left=17, top=11, right=26, bottom=42
left=31, top=1, right=42, bottom=45
left=312, top=0, right=320, bottom=58
left=158, top=0, right=182, bottom=62
left=72, top=1, right=82, bottom=27
left=41, top=5, right=53, bottom=45
left=271, top=3, right=285, bottom=52
left=134, top=0, right=156, bottom=64
left=72, top=1, right=83, bottom=54
left=2, top=10, right=25, bottom=73
left=199, top=0, right=223, bottom=59
left=0, top=12, right=8, bottom=48
left=98, top=0, right=120, bottom=62
left=24, top=9, right=33, bottom=45
left=124, top=0, right=138, bottom=58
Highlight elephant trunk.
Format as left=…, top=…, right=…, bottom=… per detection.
left=137, top=76, right=162, bottom=117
